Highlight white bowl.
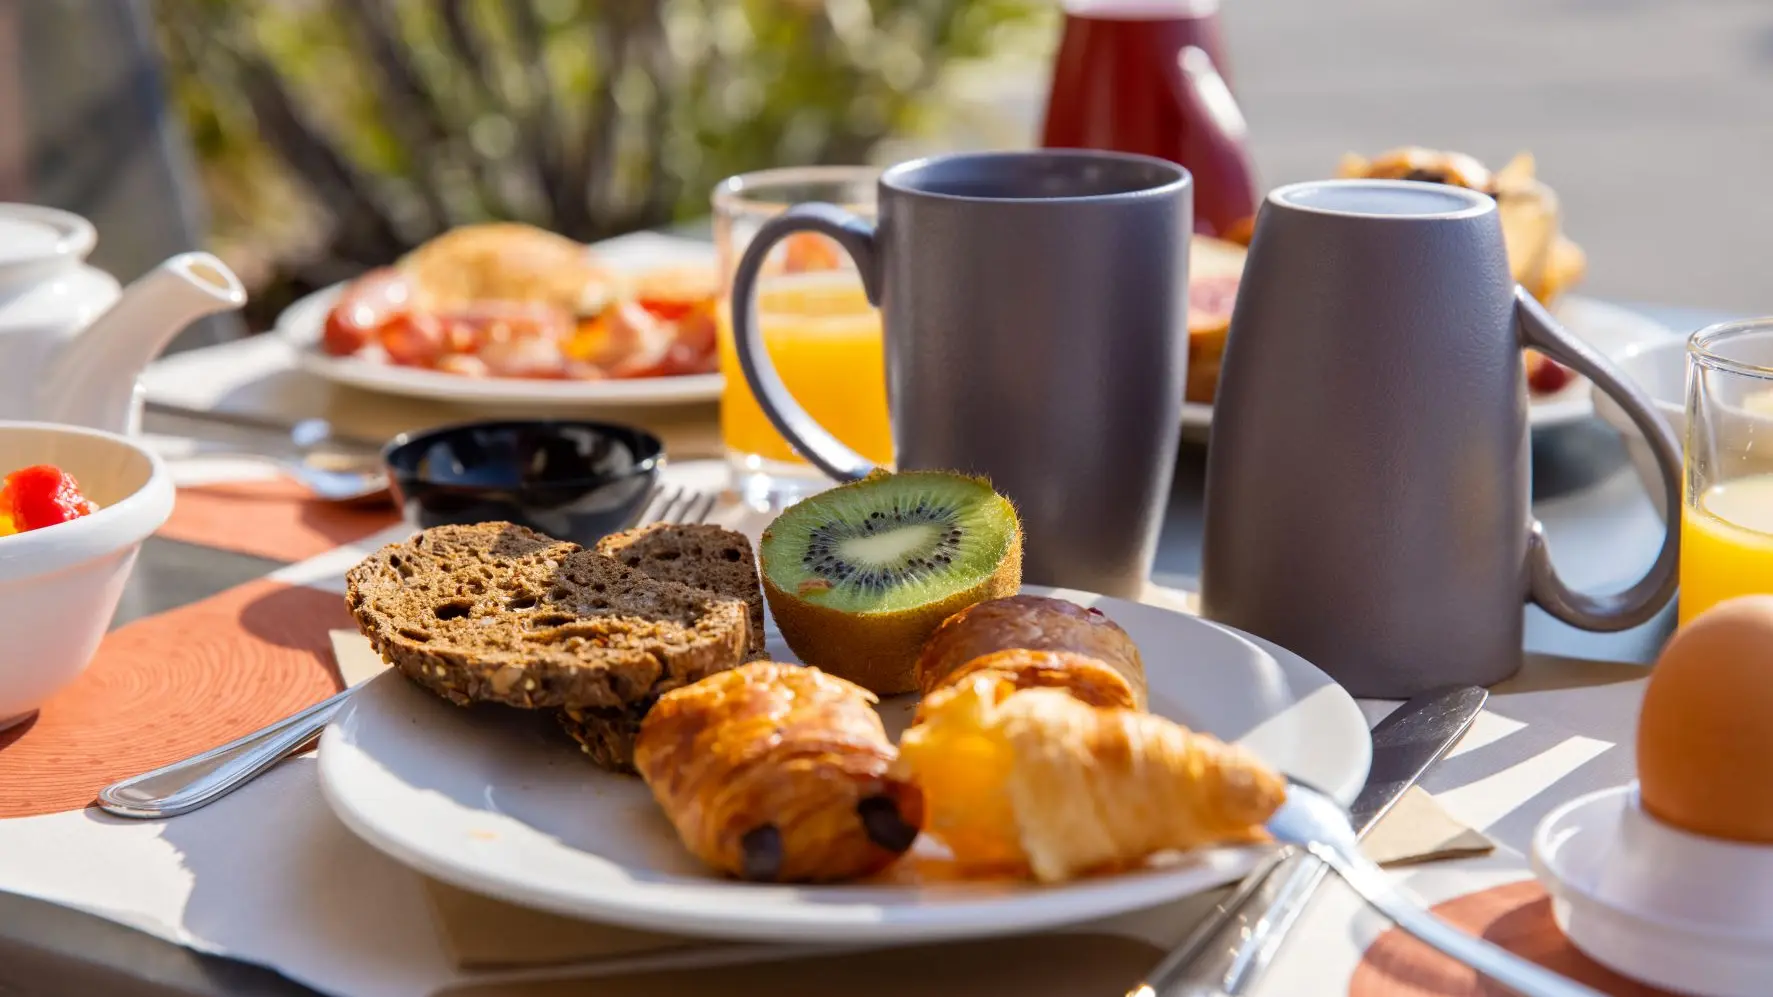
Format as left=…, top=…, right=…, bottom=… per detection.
left=1534, top=785, right=1773, bottom=997
left=0, top=422, right=174, bottom=728
left=1592, top=338, right=1686, bottom=518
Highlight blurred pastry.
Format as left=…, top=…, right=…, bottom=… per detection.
left=397, top=222, right=619, bottom=317
left=634, top=661, right=922, bottom=882
left=897, top=676, right=1285, bottom=882
left=1337, top=147, right=1587, bottom=305
left=1336, top=147, right=1496, bottom=189
left=915, top=594, right=1147, bottom=711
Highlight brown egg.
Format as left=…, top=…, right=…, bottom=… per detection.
left=1638, top=595, right=1773, bottom=843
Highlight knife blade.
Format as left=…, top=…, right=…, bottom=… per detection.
left=1351, top=685, right=1489, bottom=831
left=1137, top=684, right=1487, bottom=996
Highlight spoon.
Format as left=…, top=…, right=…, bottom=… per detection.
left=144, top=402, right=389, bottom=504
left=1261, top=783, right=1605, bottom=997
left=274, top=418, right=389, bottom=504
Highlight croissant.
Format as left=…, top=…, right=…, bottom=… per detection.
left=634, top=661, right=923, bottom=882
left=896, top=676, right=1285, bottom=883
left=916, top=595, right=1147, bottom=710
left=1336, top=147, right=1496, bottom=190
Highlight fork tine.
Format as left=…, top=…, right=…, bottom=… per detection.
left=685, top=489, right=719, bottom=525
left=627, top=483, right=665, bottom=529
left=656, top=486, right=687, bottom=525
left=638, top=485, right=676, bottom=526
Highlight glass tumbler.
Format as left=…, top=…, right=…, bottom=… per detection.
left=1681, top=319, right=1773, bottom=625
left=712, top=167, right=891, bottom=508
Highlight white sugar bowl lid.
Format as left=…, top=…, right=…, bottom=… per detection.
left=1533, top=784, right=1773, bottom=997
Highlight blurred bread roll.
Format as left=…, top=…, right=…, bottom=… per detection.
left=1338, top=148, right=1585, bottom=304
left=398, top=222, right=619, bottom=316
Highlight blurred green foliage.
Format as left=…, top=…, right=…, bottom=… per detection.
left=153, top=0, right=1043, bottom=324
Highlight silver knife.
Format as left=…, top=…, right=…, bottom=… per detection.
left=1136, top=684, right=1488, bottom=996
left=143, top=399, right=387, bottom=454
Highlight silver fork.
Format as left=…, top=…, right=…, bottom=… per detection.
left=96, top=491, right=722, bottom=819
left=637, top=484, right=719, bottom=528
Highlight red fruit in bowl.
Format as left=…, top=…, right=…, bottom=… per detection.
left=3, top=465, right=97, bottom=532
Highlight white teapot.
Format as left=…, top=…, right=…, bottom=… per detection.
left=0, top=203, right=246, bottom=434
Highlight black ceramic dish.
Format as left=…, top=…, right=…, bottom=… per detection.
left=382, top=420, right=663, bottom=545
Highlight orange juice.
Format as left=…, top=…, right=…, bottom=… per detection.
left=1680, top=474, right=1773, bottom=625
left=716, top=272, right=893, bottom=466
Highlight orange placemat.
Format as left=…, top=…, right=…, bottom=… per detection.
left=1349, top=880, right=1675, bottom=996
left=0, top=578, right=351, bottom=818
left=159, top=478, right=400, bottom=562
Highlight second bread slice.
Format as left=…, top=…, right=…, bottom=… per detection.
left=595, top=523, right=766, bottom=657
left=347, top=522, right=750, bottom=710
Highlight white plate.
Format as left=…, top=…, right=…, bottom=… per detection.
left=318, top=586, right=1369, bottom=944
left=275, top=233, right=723, bottom=408
left=1180, top=296, right=1676, bottom=435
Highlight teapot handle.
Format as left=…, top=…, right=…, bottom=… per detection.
left=1516, top=288, right=1681, bottom=630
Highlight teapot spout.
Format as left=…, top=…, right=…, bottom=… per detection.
left=40, top=253, right=246, bottom=434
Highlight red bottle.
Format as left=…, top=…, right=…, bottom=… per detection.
left=1041, top=0, right=1259, bottom=240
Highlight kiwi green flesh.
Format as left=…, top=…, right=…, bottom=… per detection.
left=761, top=473, right=1017, bottom=614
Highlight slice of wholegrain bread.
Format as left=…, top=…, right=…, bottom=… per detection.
left=594, top=523, right=766, bottom=657
left=346, top=522, right=749, bottom=710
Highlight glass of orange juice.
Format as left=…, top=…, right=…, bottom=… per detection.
left=712, top=167, right=891, bottom=505
left=1680, top=319, right=1773, bottom=624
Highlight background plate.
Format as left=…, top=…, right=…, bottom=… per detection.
left=275, top=233, right=722, bottom=408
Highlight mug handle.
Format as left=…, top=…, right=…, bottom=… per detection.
left=1516, top=287, right=1682, bottom=630
left=729, top=202, right=883, bottom=483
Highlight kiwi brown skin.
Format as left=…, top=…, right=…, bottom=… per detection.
left=763, top=529, right=1022, bottom=695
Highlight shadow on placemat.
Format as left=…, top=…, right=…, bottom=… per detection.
left=434, top=932, right=1161, bottom=997
left=423, top=880, right=719, bottom=969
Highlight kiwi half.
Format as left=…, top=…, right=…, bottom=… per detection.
left=759, top=470, right=1022, bottom=694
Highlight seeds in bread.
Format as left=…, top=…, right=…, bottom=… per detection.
left=346, top=522, right=749, bottom=709
left=595, top=523, right=766, bottom=657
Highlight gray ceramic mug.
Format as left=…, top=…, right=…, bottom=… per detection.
left=729, top=151, right=1191, bottom=598
left=1200, top=179, right=1681, bottom=697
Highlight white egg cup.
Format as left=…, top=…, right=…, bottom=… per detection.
left=1533, top=784, right=1773, bottom=997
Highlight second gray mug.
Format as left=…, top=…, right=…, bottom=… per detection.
left=1200, top=179, right=1681, bottom=697
left=729, top=150, right=1191, bottom=598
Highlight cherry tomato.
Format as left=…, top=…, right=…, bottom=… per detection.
left=3, top=465, right=97, bottom=532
